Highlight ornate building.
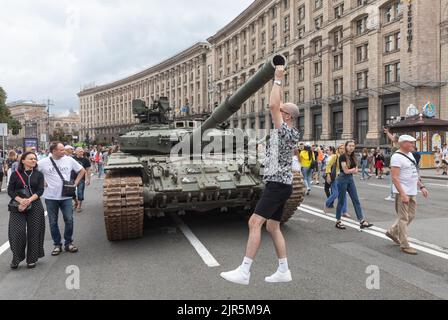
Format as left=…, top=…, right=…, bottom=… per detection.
left=50, top=110, right=81, bottom=139
left=79, top=0, right=448, bottom=147
left=78, top=42, right=210, bottom=143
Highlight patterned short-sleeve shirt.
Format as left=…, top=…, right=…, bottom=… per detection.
left=263, top=122, right=300, bottom=185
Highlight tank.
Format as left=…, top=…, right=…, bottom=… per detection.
left=103, top=54, right=306, bottom=241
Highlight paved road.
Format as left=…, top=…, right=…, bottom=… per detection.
left=0, top=175, right=447, bottom=300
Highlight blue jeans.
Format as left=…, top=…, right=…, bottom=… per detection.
left=76, top=180, right=86, bottom=201
left=98, top=163, right=104, bottom=178
left=325, top=180, right=348, bottom=213
left=45, top=199, right=74, bottom=247
left=336, top=174, right=365, bottom=221
left=388, top=172, right=395, bottom=198
left=301, top=166, right=312, bottom=190
left=361, top=160, right=370, bottom=179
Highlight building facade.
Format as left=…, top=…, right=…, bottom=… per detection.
left=78, top=42, right=210, bottom=143
left=79, top=0, right=448, bottom=147
left=50, top=110, right=81, bottom=139
left=6, top=100, right=49, bottom=147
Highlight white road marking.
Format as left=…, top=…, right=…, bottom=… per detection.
left=368, top=183, right=390, bottom=189
left=298, top=204, right=448, bottom=260
left=427, top=183, right=448, bottom=188
left=314, top=186, right=325, bottom=190
left=0, top=211, right=48, bottom=257
left=170, top=214, right=220, bottom=268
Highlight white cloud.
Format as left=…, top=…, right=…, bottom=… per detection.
left=0, top=0, right=254, bottom=113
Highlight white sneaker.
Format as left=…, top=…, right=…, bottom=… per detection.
left=384, top=196, right=395, bottom=201
left=264, top=269, right=292, bottom=283
left=220, top=267, right=250, bottom=285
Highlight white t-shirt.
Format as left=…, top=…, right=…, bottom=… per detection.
left=38, top=156, right=83, bottom=200
left=391, top=152, right=419, bottom=196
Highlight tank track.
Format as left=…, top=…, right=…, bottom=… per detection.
left=281, top=172, right=306, bottom=224
left=103, top=172, right=144, bottom=241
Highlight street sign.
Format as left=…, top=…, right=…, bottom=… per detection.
left=40, top=133, right=47, bottom=142
left=0, top=123, right=8, bottom=137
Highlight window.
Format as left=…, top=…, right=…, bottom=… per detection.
left=261, top=31, right=266, bottom=45
left=385, top=62, right=400, bottom=84
left=284, top=91, right=289, bottom=102
left=385, top=5, right=393, bottom=23
left=285, top=73, right=289, bottom=85
left=313, top=39, right=322, bottom=53
left=271, top=6, right=277, bottom=19
left=298, top=116, right=305, bottom=134
left=357, top=71, right=368, bottom=90
left=284, top=15, right=290, bottom=31
left=315, top=16, right=323, bottom=30
left=298, top=88, right=305, bottom=103
left=272, top=24, right=277, bottom=39
left=357, top=0, right=365, bottom=6
left=284, top=34, right=290, bottom=46
left=298, top=68, right=305, bottom=82
left=356, top=17, right=368, bottom=35
left=333, top=111, right=343, bottom=140
left=298, top=26, right=305, bottom=38
left=396, top=32, right=401, bottom=50
left=356, top=43, right=368, bottom=62
left=313, top=114, right=322, bottom=140
left=315, top=0, right=322, bottom=10
left=314, top=83, right=322, bottom=99
left=283, top=0, right=289, bottom=9
left=356, top=108, right=369, bottom=144
left=298, top=47, right=305, bottom=61
left=334, top=53, right=343, bottom=70
left=385, top=35, right=393, bottom=52
left=314, top=61, right=322, bottom=76
left=334, top=4, right=344, bottom=19
left=298, top=5, right=305, bottom=23
left=334, top=78, right=343, bottom=95
left=261, top=15, right=265, bottom=27
left=334, top=29, right=343, bottom=45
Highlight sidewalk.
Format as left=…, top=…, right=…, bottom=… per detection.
left=420, top=169, right=448, bottom=181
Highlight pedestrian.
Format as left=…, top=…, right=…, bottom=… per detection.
left=434, top=147, right=442, bottom=174
left=322, top=147, right=332, bottom=198
left=442, top=147, right=448, bottom=176
left=38, top=142, right=86, bottom=256
left=7, top=151, right=45, bottom=269
left=220, top=65, right=300, bottom=285
left=72, top=147, right=91, bottom=213
left=360, top=148, right=372, bottom=180
left=335, top=141, right=374, bottom=230
left=299, top=144, right=315, bottom=195
left=64, top=145, right=74, bottom=157
left=96, top=148, right=104, bottom=178
left=375, top=150, right=385, bottom=179
left=0, top=153, right=4, bottom=192
left=324, top=144, right=349, bottom=218
left=386, top=135, right=429, bottom=255
left=5, top=150, right=17, bottom=187
left=384, top=127, right=400, bottom=201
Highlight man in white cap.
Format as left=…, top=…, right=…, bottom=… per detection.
left=220, top=65, right=300, bottom=285
left=386, top=135, right=429, bottom=255
left=64, top=145, right=74, bottom=157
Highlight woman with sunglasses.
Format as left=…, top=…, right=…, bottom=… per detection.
left=8, top=151, right=45, bottom=269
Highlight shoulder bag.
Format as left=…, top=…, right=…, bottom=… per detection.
left=50, top=158, right=76, bottom=197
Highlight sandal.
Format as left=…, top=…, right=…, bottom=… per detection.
left=51, top=246, right=63, bottom=256
left=360, top=220, right=374, bottom=229
left=65, top=244, right=78, bottom=253
left=335, top=221, right=346, bottom=230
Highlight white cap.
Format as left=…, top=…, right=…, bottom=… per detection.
left=64, top=145, right=74, bottom=150
left=398, top=135, right=417, bottom=143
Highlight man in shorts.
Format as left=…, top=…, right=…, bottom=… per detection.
left=220, top=66, right=300, bottom=285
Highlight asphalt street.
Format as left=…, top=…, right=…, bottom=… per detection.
left=0, top=174, right=447, bottom=300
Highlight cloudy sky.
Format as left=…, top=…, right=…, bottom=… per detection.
left=0, top=0, right=254, bottom=114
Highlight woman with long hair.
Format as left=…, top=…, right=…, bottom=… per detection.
left=5, top=150, right=17, bottom=187
left=324, top=144, right=349, bottom=218
left=7, top=151, right=45, bottom=269
left=335, top=141, right=374, bottom=230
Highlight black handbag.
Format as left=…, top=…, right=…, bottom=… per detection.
left=8, top=171, right=33, bottom=212
left=50, top=158, right=76, bottom=197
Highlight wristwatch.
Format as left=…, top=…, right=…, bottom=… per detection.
left=273, top=80, right=282, bottom=86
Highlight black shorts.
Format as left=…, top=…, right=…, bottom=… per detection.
left=254, top=182, right=293, bottom=222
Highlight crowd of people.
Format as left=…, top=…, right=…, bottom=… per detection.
left=1, top=143, right=118, bottom=270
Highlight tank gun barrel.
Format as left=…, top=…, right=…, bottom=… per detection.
left=193, top=54, right=286, bottom=137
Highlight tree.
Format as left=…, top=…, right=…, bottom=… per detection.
left=0, top=86, right=22, bottom=136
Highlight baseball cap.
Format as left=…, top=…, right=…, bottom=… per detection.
left=398, top=135, right=417, bottom=143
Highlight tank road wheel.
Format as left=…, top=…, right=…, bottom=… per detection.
left=281, top=172, right=306, bottom=224
left=103, top=172, right=144, bottom=241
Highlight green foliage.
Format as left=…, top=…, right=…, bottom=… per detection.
left=0, top=86, right=23, bottom=135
